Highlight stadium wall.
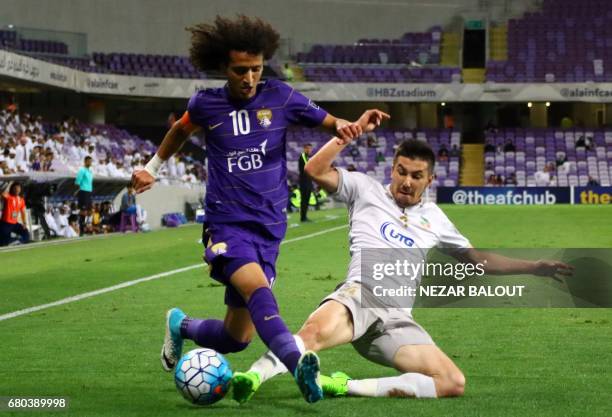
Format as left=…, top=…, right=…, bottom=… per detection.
left=113, top=184, right=205, bottom=230
left=1, top=0, right=535, bottom=56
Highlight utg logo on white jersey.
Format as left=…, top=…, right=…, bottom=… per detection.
left=380, top=221, right=415, bottom=247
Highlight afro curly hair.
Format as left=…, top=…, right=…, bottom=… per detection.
left=187, top=15, right=280, bottom=72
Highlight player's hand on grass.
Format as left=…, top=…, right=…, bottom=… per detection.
left=533, top=259, right=574, bottom=280
left=131, top=169, right=155, bottom=194
left=357, top=109, right=391, bottom=133
left=334, top=119, right=362, bottom=144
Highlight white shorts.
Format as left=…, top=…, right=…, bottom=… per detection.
left=322, top=281, right=435, bottom=368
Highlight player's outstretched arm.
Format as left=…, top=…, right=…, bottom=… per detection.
left=131, top=112, right=200, bottom=194
left=457, top=248, right=574, bottom=279
left=320, top=109, right=390, bottom=144
left=304, top=136, right=349, bottom=193
left=306, top=110, right=388, bottom=192
left=320, top=114, right=361, bottom=143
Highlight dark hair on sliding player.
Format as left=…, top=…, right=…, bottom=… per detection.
left=187, top=15, right=280, bottom=72
left=393, top=139, right=436, bottom=172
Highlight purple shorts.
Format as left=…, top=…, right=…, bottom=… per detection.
left=202, top=223, right=280, bottom=308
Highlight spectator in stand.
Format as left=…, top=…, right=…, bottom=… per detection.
left=30, top=146, right=43, bottom=171
left=505, top=173, right=517, bottom=186
left=55, top=206, right=78, bottom=238
left=120, top=185, right=137, bottom=217
left=587, top=176, right=600, bottom=187
left=14, top=133, right=32, bottom=171
left=0, top=182, right=30, bottom=246
left=176, top=156, right=187, bottom=178
left=503, top=140, right=515, bottom=152
left=25, top=182, right=55, bottom=240
left=555, top=152, right=567, bottom=167
left=437, top=145, right=449, bottom=161
left=534, top=164, right=553, bottom=186
left=69, top=209, right=80, bottom=236
left=87, top=144, right=98, bottom=161
left=450, top=144, right=460, bottom=157
left=585, top=135, right=594, bottom=151
left=182, top=168, right=199, bottom=184
left=106, top=158, right=122, bottom=177
left=82, top=208, right=95, bottom=235
left=91, top=203, right=103, bottom=234
left=375, top=151, right=385, bottom=164
left=44, top=207, right=60, bottom=238
left=68, top=201, right=80, bottom=226
left=64, top=138, right=80, bottom=163
left=166, top=154, right=178, bottom=178
left=495, top=174, right=504, bottom=186
left=0, top=161, right=8, bottom=176
left=5, top=149, right=17, bottom=173
left=99, top=201, right=114, bottom=233
left=42, top=150, right=55, bottom=171
left=575, top=135, right=593, bottom=151
left=486, top=174, right=497, bottom=186
left=136, top=204, right=150, bottom=232
left=96, top=158, right=110, bottom=177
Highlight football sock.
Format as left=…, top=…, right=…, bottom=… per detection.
left=347, top=373, right=437, bottom=398
left=180, top=318, right=249, bottom=354
left=248, top=335, right=305, bottom=381
left=247, top=287, right=302, bottom=374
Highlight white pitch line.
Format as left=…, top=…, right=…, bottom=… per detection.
left=0, top=224, right=347, bottom=322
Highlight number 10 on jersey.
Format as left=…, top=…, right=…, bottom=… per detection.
left=230, top=110, right=250, bottom=136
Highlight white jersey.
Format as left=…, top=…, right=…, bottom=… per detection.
left=334, top=168, right=470, bottom=284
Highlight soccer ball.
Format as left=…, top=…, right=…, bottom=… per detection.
left=174, top=348, right=232, bottom=406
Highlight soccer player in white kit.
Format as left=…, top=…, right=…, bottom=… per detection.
left=231, top=134, right=573, bottom=402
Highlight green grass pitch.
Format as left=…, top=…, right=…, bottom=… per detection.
left=1, top=205, right=611, bottom=416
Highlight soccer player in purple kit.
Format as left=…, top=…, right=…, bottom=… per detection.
left=131, top=15, right=389, bottom=403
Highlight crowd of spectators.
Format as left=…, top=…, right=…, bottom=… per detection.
left=485, top=133, right=608, bottom=187
left=0, top=179, right=150, bottom=246
left=0, top=107, right=205, bottom=185
left=41, top=200, right=114, bottom=239
left=484, top=133, right=602, bottom=187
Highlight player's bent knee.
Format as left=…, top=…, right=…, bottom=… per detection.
left=298, top=320, right=326, bottom=352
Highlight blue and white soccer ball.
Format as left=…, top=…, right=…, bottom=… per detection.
left=174, top=348, right=232, bottom=406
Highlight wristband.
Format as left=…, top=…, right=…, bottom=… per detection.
left=143, top=154, right=164, bottom=178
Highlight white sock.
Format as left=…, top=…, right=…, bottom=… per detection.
left=248, top=335, right=306, bottom=382
left=347, top=373, right=437, bottom=398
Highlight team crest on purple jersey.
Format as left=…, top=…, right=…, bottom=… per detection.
left=257, top=109, right=273, bottom=128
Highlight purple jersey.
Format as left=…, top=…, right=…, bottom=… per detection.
left=188, top=79, right=328, bottom=240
